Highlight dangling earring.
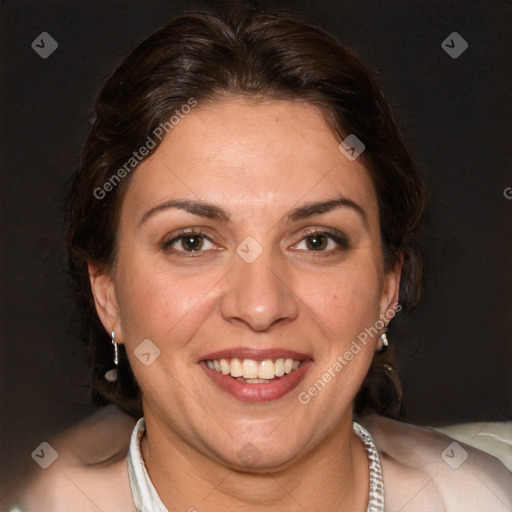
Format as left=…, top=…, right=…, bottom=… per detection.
left=104, top=330, right=118, bottom=382
left=377, top=328, right=389, bottom=353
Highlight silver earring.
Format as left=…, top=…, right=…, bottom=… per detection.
left=112, top=330, right=119, bottom=365
left=104, top=330, right=118, bottom=382
left=377, top=330, right=389, bottom=353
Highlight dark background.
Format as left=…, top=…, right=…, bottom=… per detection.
left=1, top=0, right=511, bottom=504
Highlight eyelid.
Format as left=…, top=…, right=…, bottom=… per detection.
left=164, top=227, right=217, bottom=242
left=289, top=227, right=350, bottom=251
left=162, top=226, right=227, bottom=248
left=162, top=228, right=219, bottom=254
left=161, top=226, right=350, bottom=257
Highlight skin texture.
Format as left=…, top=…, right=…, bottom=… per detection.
left=88, top=98, right=401, bottom=511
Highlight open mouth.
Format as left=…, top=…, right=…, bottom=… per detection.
left=199, top=352, right=312, bottom=403
left=205, top=357, right=304, bottom=383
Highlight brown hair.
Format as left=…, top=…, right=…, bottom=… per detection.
left=67, top=4, right=427, bottom=419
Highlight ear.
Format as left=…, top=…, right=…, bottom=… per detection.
left=379, top=254, right=402, bottom=321
left=88, top=263, right=124, bottom=342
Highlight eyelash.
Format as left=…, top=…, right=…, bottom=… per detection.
left=162, top=228, right=350, bottom=257
left=162, top=230, right=217, bottom=257
left=294, top=229, right=350, bottom=254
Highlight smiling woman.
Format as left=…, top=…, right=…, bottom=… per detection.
left=8, top=4, right=512, bottom=512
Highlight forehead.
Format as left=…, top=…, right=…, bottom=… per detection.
left=123, top=99, right=378, bottom=225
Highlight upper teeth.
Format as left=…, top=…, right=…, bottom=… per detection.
left=206, top=358, right=302, bottom=379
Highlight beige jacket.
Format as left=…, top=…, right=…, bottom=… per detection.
left=5, top=406, right=512, bottom=512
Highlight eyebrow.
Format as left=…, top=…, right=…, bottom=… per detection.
left=285, top=197, right=368, bottom=227
left=140, top=199, right=230, bottom=225
left=139, top=196, right=368, bottom=227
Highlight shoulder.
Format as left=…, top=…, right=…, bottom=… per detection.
left=359, top=414, right=512, bottom=512
left=9, top=405, right=137, bottom=512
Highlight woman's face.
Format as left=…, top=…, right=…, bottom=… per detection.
left=91, top=98, right=400, bottom=470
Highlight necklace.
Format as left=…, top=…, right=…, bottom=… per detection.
left=128, top=419, right=384, bottom=512
left=353, top=421, right=385, bottom=512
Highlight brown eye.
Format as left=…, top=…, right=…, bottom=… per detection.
left=181, top=234, right=204, bottom=251
left=291, top=230, right=350, bottom=253
left=305, top=234, right=328, bottom=251
left=163, top=231, right=216, bottom=254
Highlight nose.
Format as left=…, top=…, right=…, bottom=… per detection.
left=220, top=248, right=299, bottom=332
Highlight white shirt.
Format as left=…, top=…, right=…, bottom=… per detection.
left=128, top=418, right=168, bottom=512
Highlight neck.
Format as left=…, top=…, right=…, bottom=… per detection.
left=140, top=411, right=370, bottom=512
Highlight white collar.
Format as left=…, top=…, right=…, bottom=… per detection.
left=128, top=418, right=168, bottom=512
left=128, top=417, right=384, bottom=512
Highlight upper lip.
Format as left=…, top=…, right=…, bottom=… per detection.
left=199, top=347, right=313, bottom=362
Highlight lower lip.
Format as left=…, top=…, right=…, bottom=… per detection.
left=200, top=360, right=313, bottom=403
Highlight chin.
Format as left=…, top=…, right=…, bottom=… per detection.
left=208, top=432, right=311, bottom=474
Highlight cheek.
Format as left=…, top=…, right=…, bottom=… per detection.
left=114, top=250, right=224, bottom=349
left=116, top=250, right=203, bottom=344
left=299, top=259, right=382, bottom=335
left=112, top=255, right=225, bottom=400
left=295, top=261, right=381, bottom=413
